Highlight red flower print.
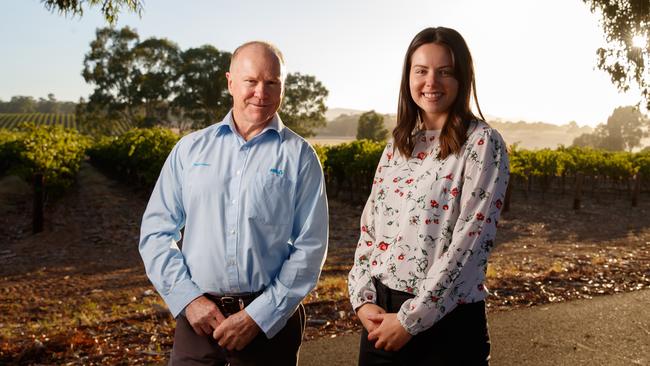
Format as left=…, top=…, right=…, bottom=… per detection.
left=476, top=212, right=485, bottom=221
left=393, top=177, right=399, bottom=183
left=366, top=294, right=374, bottom=300
left=379, top=178, right=383, bottom=183
left=359, top=255, right=367, bottom=261
left=399, top=192, right=404, bottom=197
left=451, top=187, right=459, bottom=197
left=394, top=189, right=400, bottom=193
left=430, top=200, right=439, bottom=208
left=429, top=136, right=435, bottom=141
left=378, top=242, right=389, bottom=251
left=366, top=241, right=373, bottom=247
left=405, top=178, right=414, bottom=184
left=417, top=152, right=427, bottom=160
left=378, top=167, right=382, bottom=173
left=431, top=296, right=439, bottom=302
left=443, top=188, right=447, bottom=193
left=361, top=225, right=367, bottom=232
left=478, top=139, right=484, bottom=145
left=387, top=153, right=393, bottom=160
left=425, top=219, right=431, bottom=224
left=434, top=219, right=439, bottom=224
left=444, top=174, right=453, bottom=180
left=495, top=199, right=503, bottom=209
left=443, top=204, right=449, bottom=210
left=372, top=260, right=377, bottom=266
left=406, top=287, right=414, bottom=293
left=398, top=254, right=405, bottom=260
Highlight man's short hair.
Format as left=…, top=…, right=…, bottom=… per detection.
left=230, top=41, right=286, bottom=79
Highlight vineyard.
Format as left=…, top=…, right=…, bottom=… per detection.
left=1, top=124, right=649, bottom=208
left=0, top=113, right=133, bottom=135
left=83, top=127, right=650, bottom=208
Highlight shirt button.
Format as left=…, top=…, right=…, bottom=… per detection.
left=230, top=229, right=236, bottom=235
left=231, top=199, right=236, bottom=205
left=236, top=170, right=241, bottom=175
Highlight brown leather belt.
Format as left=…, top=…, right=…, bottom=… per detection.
left=205, top=290, right=264, bottom=317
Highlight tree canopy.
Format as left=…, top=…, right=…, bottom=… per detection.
left=41, top=0, right=143, bottom=24
left=572, top=105, right=649, bottom=151
left=80, top=27, right=329, bottom=136
left=583, top=0, right=650, bottom=108
left=356, top=110, right=388, bottom=142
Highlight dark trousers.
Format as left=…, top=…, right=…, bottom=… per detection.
left=169, top=304, right=305, bottom=366
left=359, top=279, right=490, bottom=366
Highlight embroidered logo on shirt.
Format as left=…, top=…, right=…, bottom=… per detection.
left=192, top=162, right=211, bottom=167
left=269, top=168, right=284, bottom=176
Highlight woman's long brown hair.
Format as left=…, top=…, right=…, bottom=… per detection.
left=393, top=27, right=484, bottom=160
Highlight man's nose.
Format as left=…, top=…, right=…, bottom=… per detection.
left=254, top=82, right=267, bottom=97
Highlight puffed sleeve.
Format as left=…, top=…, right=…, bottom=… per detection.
left=397, top=127, right=509, bottom=335
left=348, top=142, right=394, bottom=311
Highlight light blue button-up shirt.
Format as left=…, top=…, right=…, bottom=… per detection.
left=139, top=111, right=328, bottom=338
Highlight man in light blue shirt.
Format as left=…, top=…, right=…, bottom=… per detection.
left=139, top=41, right=328, bottom=365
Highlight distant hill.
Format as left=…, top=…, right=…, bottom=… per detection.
left=316, top=109, right=597, bottom=150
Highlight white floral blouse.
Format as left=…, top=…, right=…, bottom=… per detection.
left=348, top=120, right=510, bottom=335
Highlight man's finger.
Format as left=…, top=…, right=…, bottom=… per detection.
left=191, top=324, right=206, bottom=336
left=367, top=313, right=385, bottom=322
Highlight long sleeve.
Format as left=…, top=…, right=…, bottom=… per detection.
left=245, top=148, right=329, bottom=338
left=397, top=128, right=509, bottom=335
left=139, top=142, right=203, bottom=317
left=348, top=143, right=392, bottom=311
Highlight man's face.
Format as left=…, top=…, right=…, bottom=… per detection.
left=226, top=45, right=283, bottom=129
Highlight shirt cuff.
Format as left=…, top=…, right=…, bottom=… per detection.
left=245, top=291, right=288, bottom=338
left=397, top=298, right=426, bottom=336
left=163, top=279, right=203, bottom=318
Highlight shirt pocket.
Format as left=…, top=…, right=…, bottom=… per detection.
left=249, top=172, right=295, bottom=225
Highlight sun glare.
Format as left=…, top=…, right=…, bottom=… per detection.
left=632, top=34, right=647, bottom=48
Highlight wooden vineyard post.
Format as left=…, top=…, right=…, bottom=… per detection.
left=573, top=172, right=583, bottom=211
left=503, top=177, right=512, bottom=213
left=33, top=173, right=44, bottom=233
left=632, top=173, right=641, bottom=207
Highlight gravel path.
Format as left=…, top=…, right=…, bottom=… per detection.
left=300, top=289, right=650, bottom=365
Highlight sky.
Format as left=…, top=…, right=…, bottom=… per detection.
left=0, top=0, right=645, bottom=127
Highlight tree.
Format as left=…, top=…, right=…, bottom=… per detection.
left=131, top=38, right=182, bottom=126
left=356, top=110, right=388, bottom=141
left=279, top=73, right=328, bottom=138
left=583, top=0, right=650, bottom=109
left=82, top=27, right=182, bottom=128
left=41, top=0, right=143, bottom=24
left=572, top=105, right=649, bottom=151
left=82, top=27, right=140, bottom=126
left=173, top=45, right=231, bottom=129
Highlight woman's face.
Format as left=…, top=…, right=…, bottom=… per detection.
left=409, top=42, right=459, bottom=129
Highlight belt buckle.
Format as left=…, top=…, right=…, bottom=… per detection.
left=219, top=296, right=244, bottom=315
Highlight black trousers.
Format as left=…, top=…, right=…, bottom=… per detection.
left=169, top=303, right=305, bottom=366
left=359, top=279, right=490, bottom=366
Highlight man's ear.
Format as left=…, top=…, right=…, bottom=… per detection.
left=226, top=72, right=233, bottom=96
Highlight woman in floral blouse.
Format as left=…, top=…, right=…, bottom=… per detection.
left=348, top=27, right=510, bottom=365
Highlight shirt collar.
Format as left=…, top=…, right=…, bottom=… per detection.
left=215, top=110, right=285, bottom=142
